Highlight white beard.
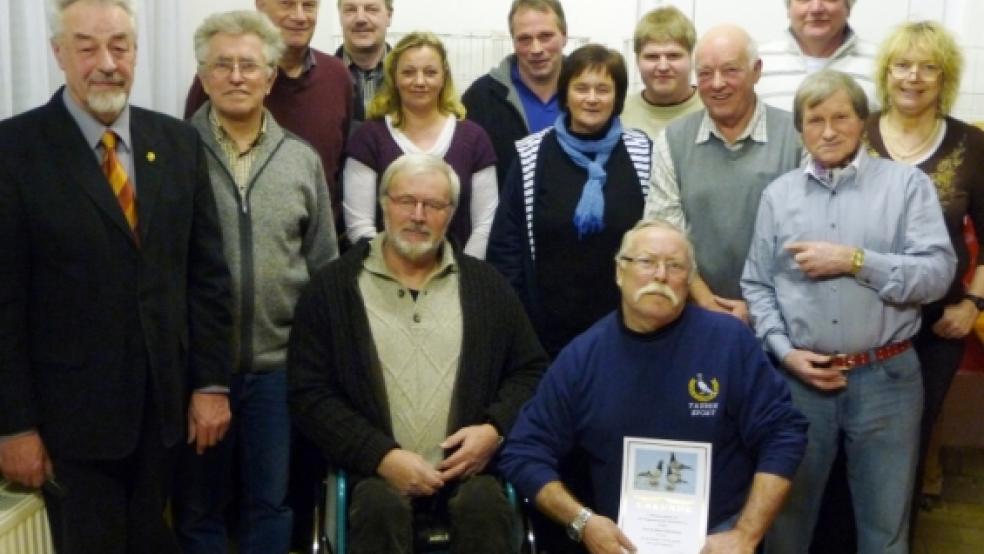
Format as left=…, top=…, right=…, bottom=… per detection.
left=390, top=229, right=439, bottom=261
left=87, top=90, right=128, bottom=118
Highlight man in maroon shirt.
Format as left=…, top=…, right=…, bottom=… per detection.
left=185, top=0, right=353, bottom=238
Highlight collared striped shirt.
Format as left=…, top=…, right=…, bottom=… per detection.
left=757, top=26, right=878, bottom=113
left=694, top=98, right=768, bottom=151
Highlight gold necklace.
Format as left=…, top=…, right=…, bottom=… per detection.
left=881, top=117, right=941, bottom=161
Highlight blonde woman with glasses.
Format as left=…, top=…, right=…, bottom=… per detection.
left=865, top=19, right=984, bottom=525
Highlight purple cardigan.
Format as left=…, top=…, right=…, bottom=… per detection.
left=345, top=118, right=496, bottom=246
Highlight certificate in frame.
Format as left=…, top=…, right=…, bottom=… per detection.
left=617, top=437, right=711, bottom=553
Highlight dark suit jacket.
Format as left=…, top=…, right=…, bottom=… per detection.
left=0, top=90, right=232, bottom=460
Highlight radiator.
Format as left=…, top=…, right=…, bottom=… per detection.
left=0, top=480, right=53, bottom=554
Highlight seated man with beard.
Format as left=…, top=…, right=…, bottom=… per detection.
left=288, top=153, right=548, bottom=554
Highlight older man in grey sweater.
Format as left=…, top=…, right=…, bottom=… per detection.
left=173, top=11, right=338, bottom=554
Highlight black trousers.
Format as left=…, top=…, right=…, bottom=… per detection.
left=348, top=475, right=512, bottom=554
left=911, top=307, right=965, bottom=532
left=42, top=394, right=179, bottom=554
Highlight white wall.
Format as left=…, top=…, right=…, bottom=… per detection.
left=177, top=0, right=984, bottom=121
left=6, top=0, right=984, bottom=121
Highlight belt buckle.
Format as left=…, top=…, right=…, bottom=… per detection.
left=831, top=354, right=852, bottom=371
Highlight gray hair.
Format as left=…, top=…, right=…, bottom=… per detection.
left=616, top=218, right=697, bottom=283
left=48, top=0, right=137, bottom=39
left=194, top=11, right=285, bottom=73
left=792, top=69, right=868, bottom=132
left=745, top=37, right=759, bottom=67
left=379, top=153, right=461, bottom=208
left=785, top=0, right=855, bottom=9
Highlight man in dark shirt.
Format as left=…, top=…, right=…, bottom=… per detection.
left=335, top=0, right=391, bottom=123
left=462, top=0, right=568, bottom=185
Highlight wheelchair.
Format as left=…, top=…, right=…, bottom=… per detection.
left=311, top=469, right=538, bottom=554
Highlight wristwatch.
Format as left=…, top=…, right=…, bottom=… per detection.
left=849, top=247, right=865, bottom=275
left=965, top=293, right=984, bottom=311
left=567, top=506, right=594, bottom=542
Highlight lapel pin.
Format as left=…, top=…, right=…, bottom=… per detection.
left=146, top=151, right=156, bottom=162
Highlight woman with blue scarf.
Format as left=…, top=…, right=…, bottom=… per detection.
left=488, top=44, right=652, bottom=358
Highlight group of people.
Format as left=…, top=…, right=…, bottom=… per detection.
left=0, top=1, right=980, bottom=554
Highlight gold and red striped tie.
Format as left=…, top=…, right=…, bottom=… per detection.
left=100, top=130, right=139, bottom=241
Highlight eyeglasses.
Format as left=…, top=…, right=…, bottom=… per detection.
left=203, top=59, right=268, bottom=79
left=385, top=193, right=452, bottom=214
left=618, top=256, right=689, bottom=276
left=889, top=61, right=942, bottom=81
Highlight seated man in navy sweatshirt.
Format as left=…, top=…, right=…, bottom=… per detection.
left=499, top=219, right=808, bottom=554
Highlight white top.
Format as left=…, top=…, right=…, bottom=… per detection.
left=758, top=27, right=878, bottom=113
left=342, top=115, right=499, bottom=258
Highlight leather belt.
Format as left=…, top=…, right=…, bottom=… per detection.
left=830, top=340, right=912, bottom=370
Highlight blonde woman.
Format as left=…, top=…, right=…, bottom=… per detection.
left=865, top=20, right=984, bottom=515
left=342, top=32, right=498, bottom=258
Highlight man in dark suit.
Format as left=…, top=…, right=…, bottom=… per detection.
left=0, top=1, right=232, bottom=552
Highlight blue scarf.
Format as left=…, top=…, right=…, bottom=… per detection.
left=552, top=114, right=623, bottom=239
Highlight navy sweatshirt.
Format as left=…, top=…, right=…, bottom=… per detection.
left=500, top=305, right=808, bottom=529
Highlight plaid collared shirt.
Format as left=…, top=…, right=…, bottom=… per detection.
left=339, top=47, right=386, bottom=119
left=209, top=107, right=267, bottom=198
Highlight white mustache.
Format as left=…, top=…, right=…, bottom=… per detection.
left=405, top=224, right=431, bottom=236
left=634, top=282, right=680, bottom=307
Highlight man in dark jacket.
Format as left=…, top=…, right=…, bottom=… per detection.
left=0, top=1, right=231, bottom=552
left=462, top=0, right=567, bottom=185
left=288, top=153, right=548, bottom=554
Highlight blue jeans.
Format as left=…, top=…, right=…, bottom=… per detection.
left=765, top=348, right=922, bottom=554
left=173, top=369, right=293, bottom=554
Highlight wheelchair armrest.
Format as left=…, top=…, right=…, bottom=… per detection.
left=336, top=469, right=348, bottom=554
left=322, top=472, right=534, bottom=554
left=318, top=468, right=349, bottom=554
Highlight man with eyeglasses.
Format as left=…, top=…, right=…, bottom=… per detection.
left=462, top=0, right=568, bottom=185
left=500, top=218, right=807, bottom=554
left=184, top=0, right=352, bottom=242
left=758, top=0, right=876, bottom=112
left=288, top=153, right=548, bottom=554
left=741, top=70, right=954, bottom=553
left=184, top=3, right=352, bottom=547
left=172, top=11, right=339, bottom=554
left=645, top=24, right=802, bottom=326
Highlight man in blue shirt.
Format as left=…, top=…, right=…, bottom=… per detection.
left=501, top=219, right=807, bottom=554
left=462, top=0, right=567, bottom=185
left=741, top=70, right=955, bottom=554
